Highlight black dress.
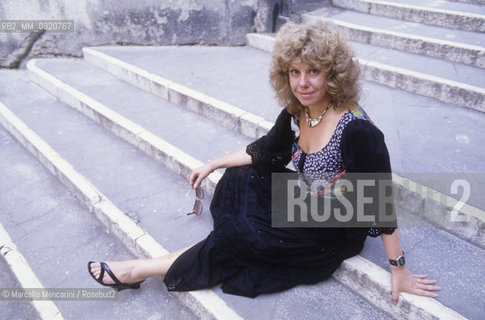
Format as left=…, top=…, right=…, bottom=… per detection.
left=163, top=106, right=396, bottom=298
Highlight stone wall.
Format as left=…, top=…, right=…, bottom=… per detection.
left=0, top=0, right=330, bottom=68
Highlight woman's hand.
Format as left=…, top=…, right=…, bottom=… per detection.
left=189, top=164, right=214, bottom=189
left=189, top=148, right=252, bottom=189
left=390, top=266, right=440, bottom=305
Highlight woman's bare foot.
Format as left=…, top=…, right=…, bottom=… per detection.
left=89, top=260, right=144, bottom=285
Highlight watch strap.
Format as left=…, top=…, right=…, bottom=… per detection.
left=389, top=251, right=405, bottom=267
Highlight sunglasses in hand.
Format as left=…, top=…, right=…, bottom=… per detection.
left=187, top=187, right=204, bottom=216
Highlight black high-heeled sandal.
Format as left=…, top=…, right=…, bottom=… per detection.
left=87, top=261, right=144, bottom=291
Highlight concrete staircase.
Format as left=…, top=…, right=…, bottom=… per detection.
left=1, top=1, right=484, bottom=319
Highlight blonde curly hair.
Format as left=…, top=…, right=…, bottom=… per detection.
left=269, top=21, right=361, bottom=116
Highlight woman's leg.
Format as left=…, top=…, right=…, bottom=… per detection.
left=89, top=246, right=192, bottom=285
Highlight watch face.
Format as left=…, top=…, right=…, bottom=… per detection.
left=398, top=256, right=405, bottom=266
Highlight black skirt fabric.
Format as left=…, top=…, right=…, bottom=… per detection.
left=163, top=231, right=302, bottom=298
left=163, top=165, right=352, bottom=298
left=163, top=232, right=243, bottom=293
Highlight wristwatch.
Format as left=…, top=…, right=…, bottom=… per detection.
left=389, top=251, right=405, bottom=267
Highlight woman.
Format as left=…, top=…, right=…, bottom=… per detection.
left=88, top=21, right=439, bottom=304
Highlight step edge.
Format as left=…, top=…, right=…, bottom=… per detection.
left=359, top=58, right=485, bottom=93
left=334, top=256, right=467, bottom=320
left=0, top=185, right=64, bottom=320
left=392, top=173, right=485, bottom=244
left=0, top=100, right=242, bottom=320
left=83, top=47, right=263, bottom=140
left=363, top=0, right=485, bottom=19
left=26, top=58, right=221, bottom=194
left=359, top=58, right=485, bottom=113
left=305, top=14, right=485, bottom=52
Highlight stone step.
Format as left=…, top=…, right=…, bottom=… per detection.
left=0, top=71, right=401, bottom=319
left=448, top=0, right=485, bottom=5
left=0, top=117, right=197, bottom=320
left=360, top=208, right=485, bottom=320
left=303, top=7, right=485, bottom=68
left=331, top=0, right=485, bottom=32
left=18, top=56, right=480, bottom=318
left=0, top=218, right=62, bottom=320
left=0, top=256, right=41, bottom=320
left=82, top=46, right=274, bottom=140
left=81, top=46, right=485, bottom=248
left=246, top=32, right=485, bottom=112
left=0, top=71, right=240, bottom=320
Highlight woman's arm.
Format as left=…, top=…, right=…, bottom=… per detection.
left=189, top=147, right=252, bottom=188
left=381, top=229, right=440, bottom=304
left=189, top=108, right=294, bottom=189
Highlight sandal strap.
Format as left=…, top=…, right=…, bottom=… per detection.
left=88, top=261, right=106, bottom=285
left=100, top=262, right=122, bottom=286
left=97, top=263, right=105, bottom=282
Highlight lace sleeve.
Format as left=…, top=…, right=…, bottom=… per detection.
left=246, top=141, right=266, bottom=164
left=367, top=226, right=397, bottom=238
left=246, top=140, right=287, bottom=167
left=245, top=109, right=293, bottom=168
